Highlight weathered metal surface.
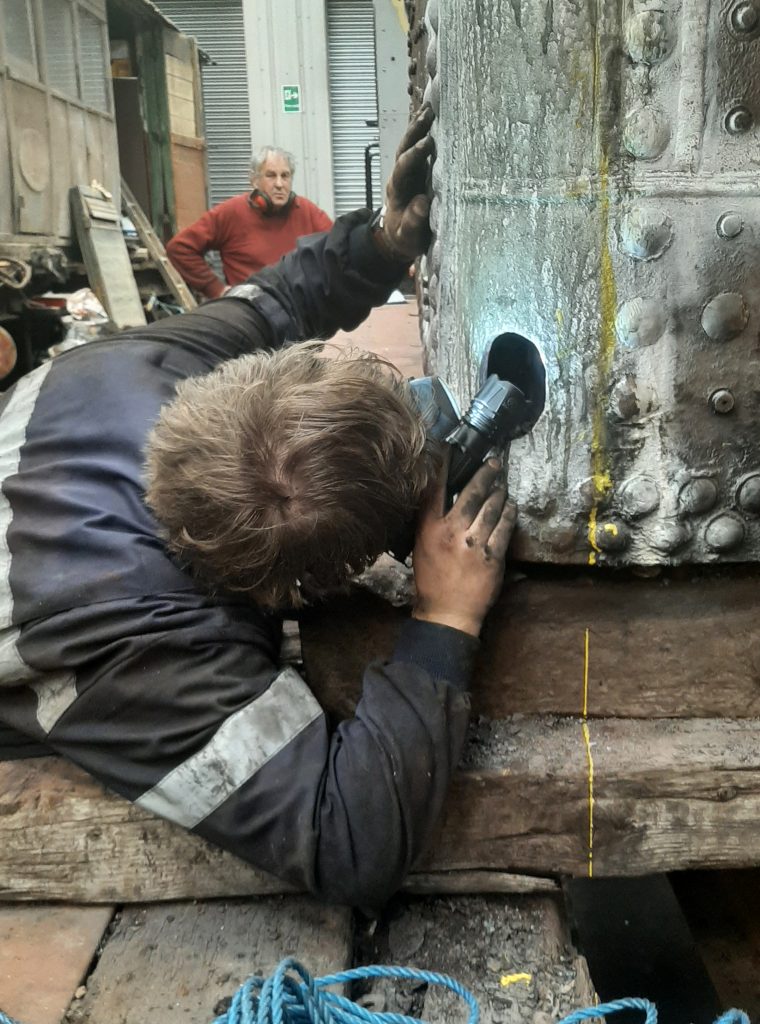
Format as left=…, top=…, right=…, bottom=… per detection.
left=423, top=0, right=760, bottom=568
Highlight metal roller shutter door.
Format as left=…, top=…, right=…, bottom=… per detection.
left=327, top=0, right=381, bottom=216
left=157, top=0, right=252, bottom=207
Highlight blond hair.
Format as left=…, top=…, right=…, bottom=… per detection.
left=145, top=344, right=436, bottom=609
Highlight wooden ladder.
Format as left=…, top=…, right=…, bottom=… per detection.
left=120, top=178, right=197, bottom=312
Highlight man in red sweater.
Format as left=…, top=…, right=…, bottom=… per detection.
left=166, top=146, right=333, bottom=300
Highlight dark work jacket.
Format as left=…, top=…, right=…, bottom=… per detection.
left=0, top=211, right=476, bottom=908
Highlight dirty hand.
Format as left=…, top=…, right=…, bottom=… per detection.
left=374, top=105, right=435, bottom=263
left=411, top=456, right=518, bottom=637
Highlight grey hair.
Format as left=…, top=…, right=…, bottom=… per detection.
left=250, top=146, right=296, bottom=179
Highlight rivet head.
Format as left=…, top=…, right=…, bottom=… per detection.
left=609, top=378, right=641, bottom=421
left=701, top=292, right=749, bottom=341
left=731, top=1, right=760, bottom=33
left=705, top=512, right=746, bottom=552
left=594, top=518, right=630, bottom=552
left=618, top=475, right=660, bottom=518
left=426, top=0, right=439, bottom=33
left=650, top=521, right=691, bottom=554
left=717, top=212, right=744, bottom=239
left=619, top=208, right=674, bottom=262
left=710, top=389, right=735, bottom=414
left=725, top=105, right=754, bottom=135
left=737, top=473, right=760, bottom=513
left=623, top=107, right=671, bottom=160
left=624, top=11, right=676, bottom=64
left=548, top=524, right=580, bottom=553
left=616, top=297, right=667, bottom=348
left=425, top=38, right=437, bottom=76
left=678, top=477, right=719, bottom=516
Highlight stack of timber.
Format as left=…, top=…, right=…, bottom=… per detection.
left=1, top=566, right=760, bottom=900
left=300, top=563, right=760, bottom=879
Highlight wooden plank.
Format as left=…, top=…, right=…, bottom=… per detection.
left=0, top=80, right=13, bottom=236
left=121, top=177, right=196, bottom=310
left=404, top=873, right=558, bottom=896
left=170, top=137, right=208, bottom=231
left=363, top=895, right=595, bottom=1024
left=0, top=759, right=554, bottom=902
left=64, top=898, right=352, bottom=1024
left=166, top=73, right=195, bottom=102
left=427, top=716, right=760, bottom=877
left=301, top=570, right=760, bottom=720
left=2, top=711, right=760, bottom=902
left=0, top=904, right=113, bottom=1024
left=70, top=185, right=146, bottom=329
left=167, top=93, right=196, bottom=137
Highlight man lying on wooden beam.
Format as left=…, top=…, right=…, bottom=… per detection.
left=0, top=108, right=516, bottom=908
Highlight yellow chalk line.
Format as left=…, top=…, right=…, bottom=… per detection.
left=582, top=628, right=595, bottom=878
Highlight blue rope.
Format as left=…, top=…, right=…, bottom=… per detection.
left=212, top=960, right=752, bottom=1024
left=556, top=999, right=751, bottom=1024
left=558, top=999, right=658, bottom=1024
left=0, top=959, right=752, bottom=1024
left=212, top=959, right=479, bottom=1024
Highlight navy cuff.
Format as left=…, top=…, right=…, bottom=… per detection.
left=390, top=618, right=479, bottom=691
left=349, top=222, right=409, bottom=287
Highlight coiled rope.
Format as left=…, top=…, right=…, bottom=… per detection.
left=0, top=958, right=752, bottom=1024
left=0, top=258, right=31, bottom=291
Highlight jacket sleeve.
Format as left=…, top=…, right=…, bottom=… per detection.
left=241, top=208, right=407, bottom=343
left=166, top=209, right=228, bottom=300
left=13, top=596, right=475, bottom=908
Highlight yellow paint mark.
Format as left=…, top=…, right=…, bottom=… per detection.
left=603, top=522, right=618, bottom=537
left=500, top=974, right=532, bottom=988
left=585, top=22, right=618, bottom=566
left=582, top=628, right=595, bottom=878
left=388, top=0, right=409, bottom=34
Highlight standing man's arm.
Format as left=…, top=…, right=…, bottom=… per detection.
left=166, top=208, right=229, bottom=300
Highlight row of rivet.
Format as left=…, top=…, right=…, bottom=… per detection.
left=618, top=4, right=752, bottom=475
left=623, top=2, right=757, bottom=163
left=616, top=287, right=750, bottom=349
left=587, top=470, right=760, bottom=553
left=420, top=0, right=440, bottom=355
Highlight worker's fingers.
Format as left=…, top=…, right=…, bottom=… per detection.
left=466, top=484, right=508, bottom=545
left=389, top=136, right=434, bottom=202
left=449, top=459, right=504, bottom=529
left=386, top=196, right=431, bottom=259
left=419, top=447, right=451, bottom=523
left=485, top=499, right=518, bottom=560
left=395, top=105, right=435, bottom=160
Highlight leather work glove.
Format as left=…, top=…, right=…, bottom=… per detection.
left=372, top=105, right=435, bottom=264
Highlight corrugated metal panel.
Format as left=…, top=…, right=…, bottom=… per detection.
left=327, top=0, right=381, bottom=216
left=156, top=0, right=252, bottom=207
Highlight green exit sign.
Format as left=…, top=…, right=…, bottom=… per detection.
left=282, top=85, right=301, bottom=114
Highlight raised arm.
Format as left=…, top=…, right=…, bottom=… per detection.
left=166, top=207, right=229, bottom=300
left=136, top=107, right=436, bottom=364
